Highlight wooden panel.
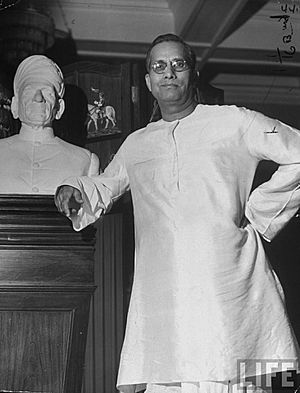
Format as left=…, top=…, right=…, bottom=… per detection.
left=0, top=310, right=71, bottom=392
left=0, top=249, right=93, bottom=286
left=0, top=290, right=92, bottom=393
left=0, top=195, right=95, bottom=393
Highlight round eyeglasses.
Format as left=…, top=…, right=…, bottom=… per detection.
left=150, top=58, right=190, bottom=74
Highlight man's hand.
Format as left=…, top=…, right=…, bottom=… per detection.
left=55, top=185, right=84, bottom=217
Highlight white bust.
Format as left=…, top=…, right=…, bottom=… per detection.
left=0, top=55, right=99, bottom=195
left=11, top=55, right=65, bottom=129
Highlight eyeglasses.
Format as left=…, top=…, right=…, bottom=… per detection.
left=150, top=58, right=190, bottom=74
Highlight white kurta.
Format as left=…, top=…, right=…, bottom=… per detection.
left=0, top=124, right=99, bottom=194
left=63, top=105, right=300, bottom=393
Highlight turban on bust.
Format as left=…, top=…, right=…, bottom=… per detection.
left=13, top=55, right=65, bottom=98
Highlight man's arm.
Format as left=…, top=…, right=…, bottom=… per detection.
left=243, top=109, right=300, bottom=241
left=55, top=143, right=130, bottom=231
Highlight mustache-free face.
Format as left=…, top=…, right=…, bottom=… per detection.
left=17, top=82, right=58, bottom=127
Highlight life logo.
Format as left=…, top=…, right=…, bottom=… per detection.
left=236, top=359, right=299, bottom=391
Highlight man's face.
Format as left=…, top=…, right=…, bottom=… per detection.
left=145, top=41, right=194, bottom=108
left=17, top=81, right=59, bottom=127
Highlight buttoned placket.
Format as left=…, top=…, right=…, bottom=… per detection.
left=168, top=120, right=180, bottom=191
left=32, top=139, right=41, bottom=193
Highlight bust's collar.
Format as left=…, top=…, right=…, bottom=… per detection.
left=19, top=124, right=55, bottom=142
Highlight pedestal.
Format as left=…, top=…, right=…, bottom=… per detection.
left=0, top=195, right=95, bottom=393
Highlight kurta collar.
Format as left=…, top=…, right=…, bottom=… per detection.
left=18, top=124, right=55, bottom=142
left=159, top=104, right=201, bottom=125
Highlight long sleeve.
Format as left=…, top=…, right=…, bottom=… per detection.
left=63, top=144, right=130, bottom=231
left=87, top=152, right=100, bottom=176
left=244, top=109, right=300, bottom=241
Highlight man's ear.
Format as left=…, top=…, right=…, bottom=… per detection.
left=55, top=98, right=65, bottom=120
left=10, top=96, right=19, bottom=119
left=145, top=74, right=152, bottom=92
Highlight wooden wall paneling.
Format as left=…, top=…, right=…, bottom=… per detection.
left=82, top=213, right=124, bottom=393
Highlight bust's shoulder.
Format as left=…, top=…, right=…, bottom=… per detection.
left=0, top=134, right=20, bottom=147
left=54, top=137, right=93, bottom=157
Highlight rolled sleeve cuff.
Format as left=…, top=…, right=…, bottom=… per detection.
left=245, top=184, right=300, bottom=241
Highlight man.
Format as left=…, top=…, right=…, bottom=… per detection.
left=55, top=34, right=300, bottom=393
left=0, top=54, right=99, bottom=194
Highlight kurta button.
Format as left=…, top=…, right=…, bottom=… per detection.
left=32, top=187, right=39, bottom=193
left=33, top=162, right=40, bottom=168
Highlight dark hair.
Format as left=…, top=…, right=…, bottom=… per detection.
left=145, top=33, right=196, bottom=73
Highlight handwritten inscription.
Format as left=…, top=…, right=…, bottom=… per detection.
left=268, top=3, right=298, bottom=69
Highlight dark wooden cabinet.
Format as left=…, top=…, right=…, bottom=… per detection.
left=0, top=195, right=95, bottom=393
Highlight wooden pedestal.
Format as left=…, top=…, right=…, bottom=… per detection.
left=0, top=195, right=95, bottom=393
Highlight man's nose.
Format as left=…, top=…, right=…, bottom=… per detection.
left=33, top=90, right=45, bottom=102
left=163, top=63, right=176, bottom=78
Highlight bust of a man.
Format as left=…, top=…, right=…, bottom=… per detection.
left=0, top=55, right=99, bottom=194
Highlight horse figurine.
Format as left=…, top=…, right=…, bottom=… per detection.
left=86, top=89, right=117, bottom=131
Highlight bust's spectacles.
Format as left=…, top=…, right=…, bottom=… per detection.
left=150, top=59, right=190, bottom=74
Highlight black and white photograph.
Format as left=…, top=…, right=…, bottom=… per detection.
left=0, top=1, right=300, bottom=393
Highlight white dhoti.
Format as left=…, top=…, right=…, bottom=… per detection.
left=145, top=381, right=269, bottom=393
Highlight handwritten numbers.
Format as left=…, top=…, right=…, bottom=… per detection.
left=268, top=2, right=297, bottom=68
